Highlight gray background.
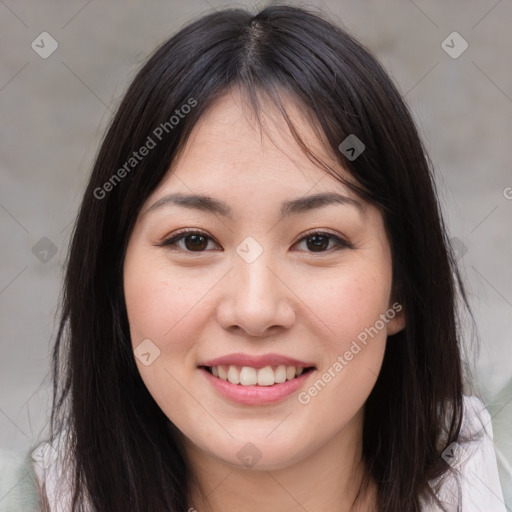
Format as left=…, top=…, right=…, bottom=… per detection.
left=1, top=0, right=511, bottom=503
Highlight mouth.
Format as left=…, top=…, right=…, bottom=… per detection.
left=199, top=364, right=316, bottom=387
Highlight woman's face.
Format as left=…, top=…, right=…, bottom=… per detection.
left=123, top=90, right=405, bottom=471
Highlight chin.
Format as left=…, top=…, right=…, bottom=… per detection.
left=205, top=437, right=309, bottom=471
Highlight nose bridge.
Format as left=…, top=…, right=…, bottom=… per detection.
left=218, top=236, right=295, bottom=335
left=234, top=237, right=280, bottom=308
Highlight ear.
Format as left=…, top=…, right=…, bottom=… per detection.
left=386, top=301, right=405, bottom=336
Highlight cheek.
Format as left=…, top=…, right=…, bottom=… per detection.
left=123, top=253, right=215, bottom=429
left=301, top=265, right=392, bottom=350
left=297, top=259, right=392, bottom=415
left=124, top=253, right=210, bottom=347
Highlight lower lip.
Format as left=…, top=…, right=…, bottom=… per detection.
left=200, top=367, right=315, bottom=405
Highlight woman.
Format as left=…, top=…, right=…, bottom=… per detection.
left=10, top=4, right=506, bottom=511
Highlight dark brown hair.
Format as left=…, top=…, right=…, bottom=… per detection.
left=45, top=3, right=473, bottom=510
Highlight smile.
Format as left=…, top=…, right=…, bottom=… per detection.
left=203, top=364, right=315, bottom=386
left=199, top=365, right=316, bottom=405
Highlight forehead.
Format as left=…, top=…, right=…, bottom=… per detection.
left=166, top=88, right=354, bottom=194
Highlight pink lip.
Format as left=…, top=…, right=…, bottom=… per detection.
left=200, top=353, right=315, bottom=369
left=200, top=367, right=315, bottom=405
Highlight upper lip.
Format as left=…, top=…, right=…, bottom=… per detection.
left=200, top=353, right=315, bottom=369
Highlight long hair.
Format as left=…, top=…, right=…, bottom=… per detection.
left=45, top=4, right=472, bottom=510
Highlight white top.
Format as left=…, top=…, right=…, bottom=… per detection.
left=30, top=395, right=507, bottom=511
left=420, top=395, right=507, bottom=511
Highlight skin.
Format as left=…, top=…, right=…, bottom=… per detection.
left=123, top=88, right=405, bottom=512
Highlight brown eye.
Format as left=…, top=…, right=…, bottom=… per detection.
left=305, top=234, right=330, bottom=252
left=161, top=230, right=218, bottom=253
left=183, top=234, right=209, bottom=251
left=295, top=231, right=352, bottom=253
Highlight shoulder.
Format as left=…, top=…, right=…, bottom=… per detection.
left=0, top=429, right=77, bottom=512
left=29, top=429, right=76, bottom=512
left=422, top=394, right=508, bottom=511
left=0, top=445, right=41, bottom=512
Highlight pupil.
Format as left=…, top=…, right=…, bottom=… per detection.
left=307, top=235, right=328, bottom=251
left=185, top=235, right=207, bottom=251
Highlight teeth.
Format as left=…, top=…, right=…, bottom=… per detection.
left=218, top=365, right=228, bottom=380
left=227, top=366, right=240, bottom=385
left=257, top=366, right=275, bottom=386
left=274, top=365, right=287, bottom=383
left=239, top=366, right=257, bottom=385
left=209, top=364, right=310, bottom=386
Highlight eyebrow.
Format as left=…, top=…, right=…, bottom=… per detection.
left=144, top=192, right=366, bottom=220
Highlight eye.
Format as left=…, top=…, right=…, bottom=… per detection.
left=160, top=229, right=352, bottom=254
left=293, top=230, right=353, bottom=253
left=160, top=229, right=220, bottom=253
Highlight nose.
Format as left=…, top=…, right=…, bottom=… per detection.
left=216, top=251, right=296, bottom=338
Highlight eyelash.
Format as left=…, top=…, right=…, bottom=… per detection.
left=160, top=228, right=353, bottom=254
